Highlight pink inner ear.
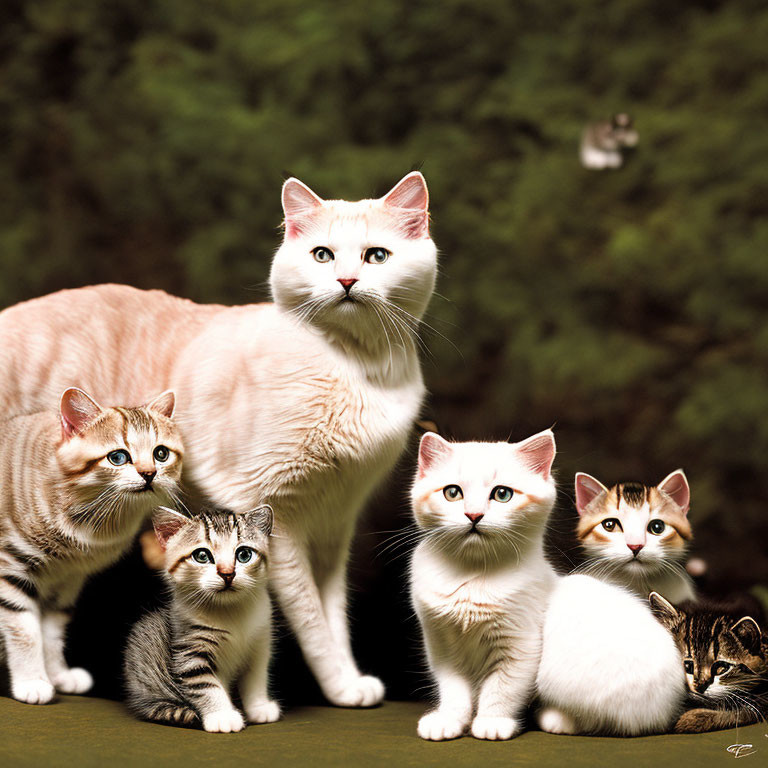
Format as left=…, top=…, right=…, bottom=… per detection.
left=282, top=178, right=323, bottom=238
left=516, top=432, right=556, bottom=479
left=153, top=510, right=189, bottom=550
left=383, top=172, right=429, bottom=239
left=60, top=388, right=103, bottom=438
left=418, top=433, right=451, bottom=478
left=147, top=390, right=175, bottom=419
left=659, top=470, right=690, bottom=514
left=575, top=473, right=607, bottom=515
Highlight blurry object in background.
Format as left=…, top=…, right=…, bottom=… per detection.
left=139, top=528, right=165, bottom=571
left=580, top=114, right=639, bottom=169
left=686, top=557, right=708, bottom=578
left=415, top=419, right=440, bottom=435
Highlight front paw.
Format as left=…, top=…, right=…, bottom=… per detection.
left=13, top=678, right=56, bottom=705
left=674, top=709, right=717, bottom=734
left=52, top=667, right=93, bottom=695
left=202, top=709, right=246, bottom=733
left=537, top=707, right=576, bottom=735
left=246, top=700, right=281, bottom=724
left=327, top=675, right=385, bottom=708
left=417, top=711, right=467, bottom=741
left=471, top=716, right=520, bottom=741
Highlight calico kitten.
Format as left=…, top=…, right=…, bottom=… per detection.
left=575, top=470, right=696, bottom=603
left=411, top=430, right=558, bottom=741
left=0, top=388, right=181, bottom=704
left=580, top=113, right=639, bottom=169
left=125, top=506, right=277, bottom=733
left=650, top=594, right=768, bottom=733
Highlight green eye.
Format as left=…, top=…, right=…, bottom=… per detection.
left=443, top=485, right=463, bottom=501
left=312, top=247, right=334, bottom=263
left=684, top=660, right=693, bottom=674
left=601, top=518, right=621, bottom=532
left=364, top=247, right=390, bottom=264
left=711, top=661, right=731, bottom=676
left=192, top=548, right=213, bottom=564
left=107, top=450, right=131, bottom=466
left=648, top=519, right=665, bottom=535
left=153, top=445, right=170, bottom=462
left=491, top=486, right=514, bottom=503
left=236, top=547, right=254, bottom=564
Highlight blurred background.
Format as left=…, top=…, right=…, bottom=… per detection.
left=1, top=0, right=767, bottom=705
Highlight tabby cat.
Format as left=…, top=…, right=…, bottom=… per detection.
left=124, top=505, right=277, bottom=733
left=0, top=388, right=181, bottom=704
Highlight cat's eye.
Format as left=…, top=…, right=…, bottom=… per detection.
left=491, top=486, right=515, bottom=503
left=236, top=547, right=255, bottom=564
left=711, top=661, right=731, bottom=676
left=312, top=247, right=334, bottom=263
left=648, top=519, right=666, bottom=535
left=153, top=445, right=170, bottom=462
left=601, top=518, right=622, bottom=532
left=443, top=485, right=463, bottom=501
left=684, top=660, right=694, bottom=674
left=364, top=247, right=390, bottom=264
left=107, top=449, right=131, bottom=466
left=191, top=548, right=213, bottom=564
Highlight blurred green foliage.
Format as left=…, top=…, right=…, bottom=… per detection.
left=1, top=0, right=767, bottom=588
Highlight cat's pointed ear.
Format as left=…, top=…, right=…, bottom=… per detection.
left=282, top=178, right=323, bottom=238
left=417, top=432, right=452, bottom=478
left=146, top=390, right=175, bottom=419
left=60, top=387, right=104, bottom=439
left=243, top=505, right=274, bottom=537
left=153, top=507, right=191, bottom=550
left=731, top=616, right=763, bottom=655
left=659, top=469, right=690, bottom=515
left=515, top=430, right=556, bottom=479
left=382, top=171, right=429, bottom=238
left=575, top=473, right=608, bottom=516
left=649, top=592, right=680, bottom=628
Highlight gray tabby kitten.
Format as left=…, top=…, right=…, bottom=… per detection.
left=125, top=505, right=277, bottom=733
left=0, top=387, right=181, bottom=705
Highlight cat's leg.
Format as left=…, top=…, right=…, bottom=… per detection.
left=239, top=625, right=280, bottom=725
left=187, top=678, right=245, bottom=733
left=269, top=532, right=383, bottom=707
left=537, top=707, right=577, bottom=735
left=674, top=708, right=759, bottom=733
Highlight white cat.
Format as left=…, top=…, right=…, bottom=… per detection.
left=410, top=430, right=558, bottom=741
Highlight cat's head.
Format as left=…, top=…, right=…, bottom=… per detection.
left=411, top=430, right=557, bottom=563
left=650, top=594, right=767, bottom=701
left=153, top=506, right=273, bottom=606
left=56, top=388, right=183, bottom=528
left=270, top=173, right=437, bottom=349
left=575, top=470, right=692, bottom=575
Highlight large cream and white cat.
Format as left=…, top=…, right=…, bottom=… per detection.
left=0, top=172, right=437, bottom=707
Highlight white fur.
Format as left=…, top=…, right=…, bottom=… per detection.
left=536, top=574, right=686, bottom=735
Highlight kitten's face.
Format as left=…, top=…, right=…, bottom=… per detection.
left=270, top=173, right=437, bottom=346
left=411, top=430, right=556, bottom=562
left=156, top=507, right=272, bottom=606
left=576, top=471, right=692, bottom=577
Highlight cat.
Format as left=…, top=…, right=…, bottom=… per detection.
left=0, top=172, right=436, bottom=707
left=574, top=470, right=696, bottom=603
left=124, top=505, right=276, bottom=732
left=0, top=387, right=181, bottom=704
left=650, top=593, right=768, bottom=733
left=410, top=429, right=558, bottom=741
left=579, top=113, right=639, bottom=169
left=536, top=575, right=686, bottom=735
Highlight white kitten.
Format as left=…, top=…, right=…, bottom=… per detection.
left=410, top=430, right=558, bottom=741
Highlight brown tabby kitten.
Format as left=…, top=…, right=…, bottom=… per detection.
left=0, top=388, right=182, bottom=705
left=650, top=594, right=768, bottom=733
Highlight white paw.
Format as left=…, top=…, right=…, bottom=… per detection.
left=202, top=709, right=246, bottom=733
left=537, top=707, right=576, bottom=735
left=328, top=675, right=385, bottom=708
left=53, top=667, right=93, bottom=695
left=417, top=711, right=467, bottom=741
left=13, top=678, right=56, bottom=705
left=246, top=700, right=281, bottom=724
left=471, top=716, right=520, bottom=741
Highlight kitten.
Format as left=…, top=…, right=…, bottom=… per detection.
left=536, top=575, right=686, bottom=735
left=580, top=113, right=639, bottom=169
left=0, top=387, right=181, bottom=705
left=124, top=505, right=277, bottom=733
left=410, top=429, right=558, bottom=741
left=650, top=593, right=768, bottom=733
left=575, top=470, right=696, bottom=603
left=0, top=172, right=436, bottom=707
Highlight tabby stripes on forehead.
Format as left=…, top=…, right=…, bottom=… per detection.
left=618, top=482, right=648, bottom=507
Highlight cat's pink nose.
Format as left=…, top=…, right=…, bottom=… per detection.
left=465, top=512, right=484, bottom=524
left=628, top=544, right=643, bottom=555
left=338, top=278, right=358, bottom=294
left=218, top=570, right=235, bottom=587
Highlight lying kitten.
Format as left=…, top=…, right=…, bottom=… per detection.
left=0, top=388, right=180, bottom=704
left=125, top=505, right=277, bottom=733
left=411, top=429, right=558, bottom=741
left=650, top=594, right=768, bottom=733
left=536, top=575, right=686, bottom=735
left=575, top=470, right=696, bottom=603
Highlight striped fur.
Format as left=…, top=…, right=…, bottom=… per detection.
left=124, top=506, right=278, bottom=733
left=0, top=389, right=182, bottom=705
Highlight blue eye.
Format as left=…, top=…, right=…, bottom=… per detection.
left=364, top=247, right=390, bottom=264
left=192, top=548, right=213, bottom=564
left=236, top=547, right=254, bottom=564
left=153, top=445, right=170, bottom=462
left=312, top=247, right=334, bottom=263
left=491, top=486, right=514, bottom=503
left=107, top=450, right=131, bottom=466
left=443, top=485, right=463, bottom=501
